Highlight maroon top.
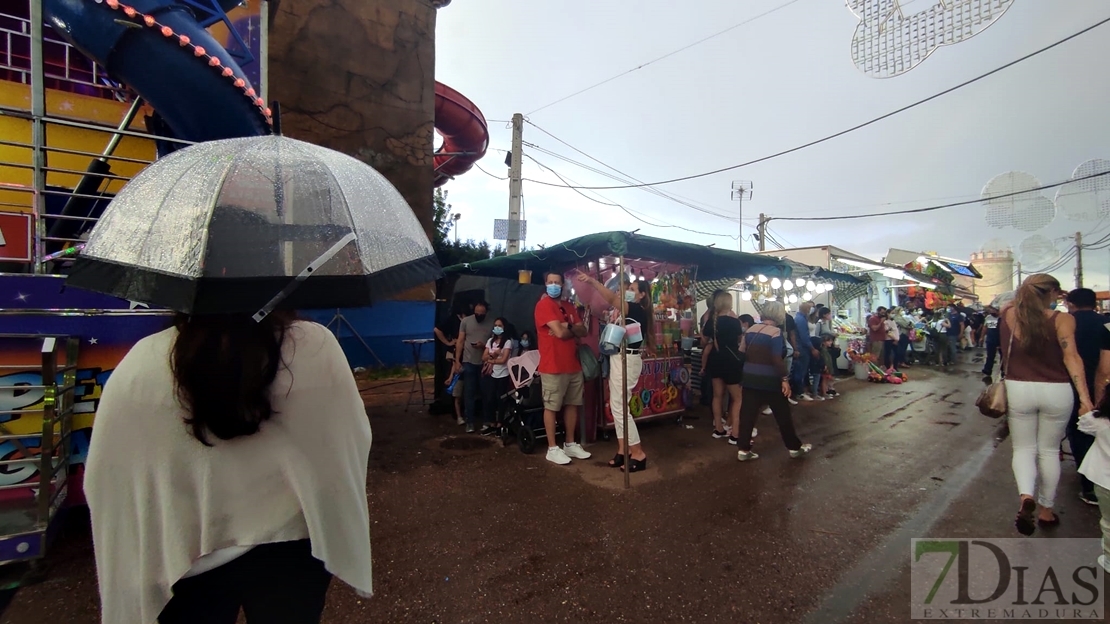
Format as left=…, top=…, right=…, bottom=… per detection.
left=1000, top=310, right=1069, bottom=384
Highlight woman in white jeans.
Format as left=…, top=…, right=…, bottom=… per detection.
left=1000, top=274, right=1093, bottom=536
left=577, top=273, right=653, bottom=472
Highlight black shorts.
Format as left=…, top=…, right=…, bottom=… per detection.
left=707, top=355, right=743, bottom=386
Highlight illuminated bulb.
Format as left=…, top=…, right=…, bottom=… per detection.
left=757, top=274, right=768, bottom=283
left=789, top=294, right=799, bottom=304
left=771, top=278, right=782, bottom=290
left=807, top=280, right=816, bottom=291
left=741, top=291, right=752, bottom=301
left=783, top=280, right=794, bottom=291
left=767, top=296, right=777, bottom=302
left=746, top=275, right=755, bottom=282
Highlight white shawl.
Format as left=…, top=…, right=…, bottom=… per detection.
left=85, top=321, right=373, bottom=623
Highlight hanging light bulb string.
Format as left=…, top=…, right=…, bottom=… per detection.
left=102, top=0, right=273, bottom=127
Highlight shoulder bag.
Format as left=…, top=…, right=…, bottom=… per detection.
left=976, top=319, right=1014, bottom=419
left=558, top=302, right=600, bottom=380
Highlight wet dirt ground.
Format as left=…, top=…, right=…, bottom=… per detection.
left=2, top=354, right=1105, bottom=623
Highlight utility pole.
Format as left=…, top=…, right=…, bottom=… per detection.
left=731, top=181, right=752, bottom=252
left=757, top=213, right=767, bottom=252
left=1016, top=261, right=1022, bottom=285
left=507, top=113, right=524, bottom=254
left=1075, top=231, right=1084, bottom=288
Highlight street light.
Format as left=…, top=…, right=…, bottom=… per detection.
left=451, top=212, right=461, bottom=243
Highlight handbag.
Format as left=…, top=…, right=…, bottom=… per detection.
left=976, top=320, right=1014, bottom=419
left=578, top=344, right=601, bottom=380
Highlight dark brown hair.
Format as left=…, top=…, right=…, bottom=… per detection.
left=171, top=311, right=296, bottom=445
left=1009, top=274, right=1060, bottom=353
left=631, top=280, right=654, bottom=349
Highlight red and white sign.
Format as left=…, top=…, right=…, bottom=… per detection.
left=0, top=212, right=33, bottom=262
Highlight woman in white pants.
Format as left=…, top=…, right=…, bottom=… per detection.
left=1001, top=274, right=1093, bottom=535
left=577, top=273, right=653, bottom=472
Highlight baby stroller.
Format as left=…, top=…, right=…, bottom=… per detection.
left=499, top=351, right=563, bottom=454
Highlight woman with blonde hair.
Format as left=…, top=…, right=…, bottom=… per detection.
left=1001, top=274, right=1094, bottom=535
left=702, top=290, right=745, bottom=442
left=734, top=301, right=812, bottom=462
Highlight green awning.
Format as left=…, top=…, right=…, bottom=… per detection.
left=443, top=231, right=792, bottom=283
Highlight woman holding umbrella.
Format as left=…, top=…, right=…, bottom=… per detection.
left=68, top=136, right=444, bottom=623
left=577, top=271, right=653, bottom=472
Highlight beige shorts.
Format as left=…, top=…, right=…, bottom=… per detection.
left=540, top=372, right=584, bottom=411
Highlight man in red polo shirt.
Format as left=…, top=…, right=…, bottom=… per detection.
left=534, top=271, right=593, bottom=465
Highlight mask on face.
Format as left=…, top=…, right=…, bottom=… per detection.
left=1049, top=302, right=1058, bottom=311
left=520, top=339, right=530, bottom=348
left=492, top=326, right=504, bottom=335
left=474, top=313, right=486, bottom=323
left=546, top=284, right=562, bottom=299
left=624, top=290, right=637, bottom=303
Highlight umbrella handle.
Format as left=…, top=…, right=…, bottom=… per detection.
left=252, top=232, right=357, bottom=322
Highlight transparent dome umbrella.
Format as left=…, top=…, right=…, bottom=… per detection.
left=66, top=136, right=442, bottom=317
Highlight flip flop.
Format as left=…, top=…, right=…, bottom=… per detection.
left=1015, top=498, right=1037, bottom=536
left=1037, top=514, right=1060, bottom=527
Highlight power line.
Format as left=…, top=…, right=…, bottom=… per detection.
left=523, top=155, right=741, bottom=239
left=524, top=0, right=805, bottom=116
left=771, top=170, right=1110, bottom=222
left=525, top=120, right=740, bottom=219
left=475, top=163, right=508, bottom=181
left=523, top=15, right=1110, bottom=191
left=523, top=140, right=742, bottom=222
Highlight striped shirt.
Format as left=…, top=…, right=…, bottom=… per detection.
left=739, top=324, right=788, bottom=392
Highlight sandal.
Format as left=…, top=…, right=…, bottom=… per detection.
left=621, top=457, right=648, bottom=473
left=1015, top=498, right=1037, bottom=536
left=608, top=454, right=625, bottom=469
left=1037, top=513, right=1060, bottom=527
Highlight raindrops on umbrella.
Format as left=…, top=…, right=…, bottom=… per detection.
left=1019, top=234, right=1059, bottom=270
left=1054, top=158, right=1110, bottom=222
left=982, top=171, right=1056, bottom=232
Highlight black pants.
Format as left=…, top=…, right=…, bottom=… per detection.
left=982, top=330, right=1001, bottom=376
left=481, top=374, right=511, bottom=424
left=1067, top=392, right=1095, bottom=495
left=736, top=387, right=803, bottom=453
left=159, top=540, right=332, bottom=624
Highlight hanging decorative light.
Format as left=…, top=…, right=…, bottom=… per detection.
left=783, top=279, right=794, bottom=291
left=771, top=277, right=782, bottom=289
left=741, top=291, right=752, bottom=301
left=807, top=280, right=817, bottom=291
left=758, top=274, right=768, bottom=283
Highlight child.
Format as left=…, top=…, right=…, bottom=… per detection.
left=819, top=333, right=838, bottom=398
left=1078, top=402, right=1110, bottom=573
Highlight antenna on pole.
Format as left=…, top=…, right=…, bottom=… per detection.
left=731, top=181, right=752, bottom=252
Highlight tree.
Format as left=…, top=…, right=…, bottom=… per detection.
left=431, top=188, right=510, bottom=267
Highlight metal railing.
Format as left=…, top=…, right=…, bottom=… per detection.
left=0, top=12, right=128, bottom=101
left=0, top=334, right=78, bottom=566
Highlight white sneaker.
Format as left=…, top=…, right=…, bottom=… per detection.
left=563, top=443, right=592, bottom=460
left=546, top=446, right=572, bottom=465
left=789, top=443, right=813, bottom=458
left=752, top=428, right=758, bottom=438
left=737, top=450, right=760, bottom=462
left=788, top=398, right=799, bottom=405
left=813, top=395, right=825, bottom=401
left=800, top=394, right=814, bottom=402
left=456, top=416, right=465, bottom=425
left=762, top=406, right=773, bottom=415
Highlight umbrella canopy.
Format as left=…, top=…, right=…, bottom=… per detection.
left=67, top=136, right=441, bottom=315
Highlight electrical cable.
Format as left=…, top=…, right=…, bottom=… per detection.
left=771, top=171, right=1110, bottom=222
left=524, top=0, right=805, bottom=116
left=523, top=141, right=742, bottom=222
left=475, top=163, right=508, bottom=181
left=524, top=121, right=742, bottom=219
left=522, top=15, right=1110, bottom=190
left=523, top=155, right=741, bottom=239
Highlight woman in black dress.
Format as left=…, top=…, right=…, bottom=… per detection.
left=703, top=291, right=744, bottom=444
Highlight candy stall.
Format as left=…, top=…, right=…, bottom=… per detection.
left=441, top=231, right=791, bottom=445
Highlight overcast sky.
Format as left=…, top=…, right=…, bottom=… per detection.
left=434, top=0, right=1110, bottom=291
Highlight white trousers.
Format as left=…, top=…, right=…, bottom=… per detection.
left=1005, top=380, right=1074, bottom=508
left=609, top=352, right=643, bottom=447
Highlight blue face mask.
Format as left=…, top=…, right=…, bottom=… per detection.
left=492, top=326, right=504, bottom=335
left=1050, top=302, right=1058, bottom=311
left=520, top=339, right=530, bottom=348
left=624, top=290, right=637, bottom=303
left=546, top=284, right=562, bottom=299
